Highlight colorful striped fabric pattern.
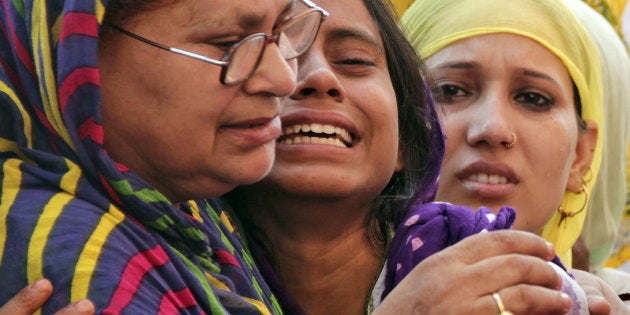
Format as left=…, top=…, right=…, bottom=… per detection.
left=0, top=1, right=280, bottom=314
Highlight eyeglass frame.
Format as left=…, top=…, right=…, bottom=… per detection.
left=104, top=0, right=329, bottom=86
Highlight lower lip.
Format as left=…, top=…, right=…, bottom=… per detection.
left=461, top=180, right=514, bottom=198
left=221, top=116, right=282, bottom=146
left=276, top=140, right=355, bottom=157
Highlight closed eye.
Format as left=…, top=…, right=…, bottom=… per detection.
left=338, top=58, right=375, bottom=66
left=333, top=57, right=377, bottom=76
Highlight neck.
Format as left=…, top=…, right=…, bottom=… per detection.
left=241, top=191, right=385, bottom=315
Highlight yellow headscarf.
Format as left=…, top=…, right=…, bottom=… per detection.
left=583, top=0, right=629, bottom=31
left=401, top=0, right=604, bottom=265
left=565, top=0, right=630, bottom=268
left=391, top=0, right=414, bottom=17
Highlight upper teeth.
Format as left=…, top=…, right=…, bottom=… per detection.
left=280, top=123, right=353, bottom=147
left=468, top=173, right=508, bottom=184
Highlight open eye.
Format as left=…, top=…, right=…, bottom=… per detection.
left=514, top=91, right=553, bottom=111
left=432, top=83, right=471, bottom=103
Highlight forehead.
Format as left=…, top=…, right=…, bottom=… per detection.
left=184, top=0, right=294, bottom=29
left=316, top=0, right=382, bottom=44
left=317, top=1, right=376, bottom=32
left=428, top=34, right=571, bottom=81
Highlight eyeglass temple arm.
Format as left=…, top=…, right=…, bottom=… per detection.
left=299, top=0, right=330, bottom=18
left=103, top=23, right=227, bottom=67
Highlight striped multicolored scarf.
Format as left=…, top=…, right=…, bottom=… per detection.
left=0, top=1, right=281, bottom=314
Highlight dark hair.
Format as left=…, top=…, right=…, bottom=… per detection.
left=361, top=0, right=443, bottom=253
left=100, top=0, right=172, bottom=45
left=226, top=0, right=444, bottom=257
left=103, top=0, right=165, bottom=25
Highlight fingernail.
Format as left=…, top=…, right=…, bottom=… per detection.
left=545, top=241, right=555, bottom=258
left=73, top=299, right=94, bottom=313
left=28, top=279, right=48, bottom=296
left=560, top=292, right=572, bottom=312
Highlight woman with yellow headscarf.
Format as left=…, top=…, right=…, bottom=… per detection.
left=400, top=0, right=603, bottom=268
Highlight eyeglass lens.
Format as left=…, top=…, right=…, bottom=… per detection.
left=223, top=10, right=323, bottom=85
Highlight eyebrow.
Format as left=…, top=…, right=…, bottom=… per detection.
left=431, top=61, right=477, bottom=70
left=326, top=28, right=383, bottom=53
left=238, top=0, right=297, bottom=29
left=432, top=61, right=563, bottom=88
left=520, top=69, right=561, bottom=88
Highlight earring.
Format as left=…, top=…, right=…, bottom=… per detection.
left=557, top=181, right=588, bottom=226
left=582, top=167, right=593, bottom=183
left=504, top=132, right=517, bottom=148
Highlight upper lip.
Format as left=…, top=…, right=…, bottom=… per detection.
left=223, top=115, right=279, bottom=128
left=278, top=109, right=360, bottom=147
left=456, top=160, right=519, bottom=184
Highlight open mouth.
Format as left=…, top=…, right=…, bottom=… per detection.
left=466, top=173, right=508, bottom=184
left=278, top=123, right=354, bottom=148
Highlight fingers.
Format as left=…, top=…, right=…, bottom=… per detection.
left=0, top=279, right=53, bottom=315
left=0, top=279, right=95, bottom=315
left=448, top=230, right=556, bottom=264
left=585, top=297, right=611, bottom=315
left=576, top=272, right=611, bottom=315
left=376, top=231, right=572, bottom=314
left=383, top=231, right=570, bottom=314
left=484, top=286, right=571, bottom=315
left=572, top=269, right=618, bottom=315
left=54, top=300, right=95, bottom=315
left=462, top=254, right=563, bottom=292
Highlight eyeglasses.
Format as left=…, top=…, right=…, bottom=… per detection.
left=105, top=0, right=328, bottom=86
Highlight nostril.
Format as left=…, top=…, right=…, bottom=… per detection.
left=300, top=88, right=316, bottom=96
left=327, top=89, right=339, bottom=97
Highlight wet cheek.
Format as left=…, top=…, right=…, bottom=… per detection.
left=288, top=58, right=298, bottom=77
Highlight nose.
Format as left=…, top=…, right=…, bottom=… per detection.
left=466, top=91, right=516, bottom=149
left=290, top=51, right=345, bottom=102
left=243, top=43, right=297, bottom=97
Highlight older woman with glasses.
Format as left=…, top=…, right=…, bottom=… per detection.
left=0, top=0, right=326, bottom=313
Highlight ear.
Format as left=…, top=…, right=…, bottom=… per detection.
left=566, top=119, right=598, bottom=192
left=395, top=145, right=405, bottom=172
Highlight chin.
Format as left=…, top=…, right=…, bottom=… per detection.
left=236, top=155, right=275, bottom=185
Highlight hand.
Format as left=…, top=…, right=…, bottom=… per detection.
left=572, top=269, right=630, bottom=315
left=0, top=279, right=95, bottom=315
left=374, top=230, right=572, bottom=315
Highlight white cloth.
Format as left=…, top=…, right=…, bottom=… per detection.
left=564, top=0, right=630, bottom=267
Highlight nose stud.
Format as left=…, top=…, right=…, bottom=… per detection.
left=504, top=132, right=517, bottom=148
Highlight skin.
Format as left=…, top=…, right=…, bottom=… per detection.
left=260, top=1, right=402, bottom=213
left=231, top=2, right=572, bottom=315
left=99, top=0, right=298, bottom=203
left=0, top=0, right=298, bottom=313
left=428, top=33, right=597, bottom=234
left=236, top=1, right=401, bottom=313
left=1, top=2, right=612, bottom=315
left=0, top=280, right=94, bottom=315
left=375, top=230, right=572, bottom=315
left=424, top=33, right=627, bottom=313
